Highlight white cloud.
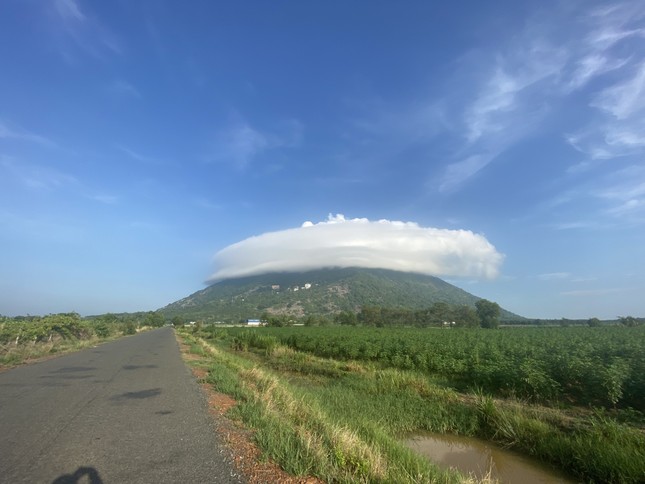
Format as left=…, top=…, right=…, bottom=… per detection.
left=537, top=272, right=571, bottom=281
left=551, top=221, right=596, bottom=230
left=210, top=118, right=302, bottom=168
left=55, top=0, right=85, bottom=22
left=464, top=55, right=561, bottom=144
left=1, top=156, right=76, bottom=190
left=567, top=54, right=628, bottom=91
left=595, top=165, right=645, bottom=219
left=109, top=80, right=141, bottom=98
left=50, top=0, right=122, bottom=59
left=564, top=3, right=645, bottom=165
left=561, top=288, right=625, bottom=297
left=605, top=199, right=645, bottom=216
left=91, top=194, right=118, bottom=204
left=0, top=120, right=53, bottom=146
left=208, top=214, right=504, bottom=282
left=215, top=123, right=269, bottom=168
left=440, top=153, right=495, bottom=193
left=442, top=2, right=645, bottom=191
left=591, top=63, right=645, bottom=119
left=116, top=145, right=171, bottom=166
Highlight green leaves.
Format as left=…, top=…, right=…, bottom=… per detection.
left=246, top=325, right=645, bottom=410
left=475, top=299, right=501, bottom=329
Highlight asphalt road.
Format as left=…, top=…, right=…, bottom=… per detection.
left=0, top=327, right=242, bottom=483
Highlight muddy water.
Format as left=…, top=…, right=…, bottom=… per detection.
left=403, top=432, right=574, bottom=483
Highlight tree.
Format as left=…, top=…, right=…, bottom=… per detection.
left=335, top=311, right=358, bottom=326
left=476, top=299, right=500, bottom=329
left=430, top=302, right=451, bottom=327
left=587, top=317, right=601, bottom=327
left=619, top=316, right=639, bottom=327
left=266, top=315, right=287, bottom=327
left=144, top=311, right=165, bottom=328
left=454, top=305, right=479, bottom=328
left=358, top=306, right=382, bottom=326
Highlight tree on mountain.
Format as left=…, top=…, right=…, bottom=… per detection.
left=476, top=299, right=500, bottom=329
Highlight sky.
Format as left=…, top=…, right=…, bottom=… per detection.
left=1, top=0, right=644, bottom=319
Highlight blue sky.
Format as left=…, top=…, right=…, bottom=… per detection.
left=1, top=0, right=644, bottom=319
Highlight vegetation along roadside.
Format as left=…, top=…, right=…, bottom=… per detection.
left=0, top=312, right=164, bottom=369
left=178, top=324, right=645, bottom=483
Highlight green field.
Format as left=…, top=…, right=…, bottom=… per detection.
left=254, top=326, right=645, bottom=410
left=182, top=325, right=645, bottom=483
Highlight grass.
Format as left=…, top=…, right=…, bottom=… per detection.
left=0, top=336, right=103, bottom=368
left=0, top=326, right=150, bottom=369
left=180, top=329, right=645, bottom=483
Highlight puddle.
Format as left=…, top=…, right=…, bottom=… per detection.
left=403, top=432, right=573, bottom=483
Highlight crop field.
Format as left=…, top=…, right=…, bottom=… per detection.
left=182, top=325, right=645, bottom=483
left=251, top=326, right=645, bottom=411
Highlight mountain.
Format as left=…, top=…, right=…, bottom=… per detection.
left=160, top=267, right=522, bottom=323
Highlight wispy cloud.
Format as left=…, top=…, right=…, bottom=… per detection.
left=437, top=29, right=568, bottom=190
left=594, top=164, right=645, bottom=221
left=50, top=0, right=122, bottom=60
left=0, top=209, right=85, bottom=243
left=439, top=2, right=645, bottom=192
left=1, top=156, right=76, bottom=190
left=194, top=198, right=223, bottom=211
left=0, top=120, right=54, bottom=146
left=348, top=97, right=447, bottom=147
left=117, top=146, right=170, bottom=166
left=538, top=272, right=571, bottom=281
left=563, top=2, right=645, bottom=166
left=464, top=46, right=564, bottom=145
left=567, top=54, right=628, bottom=91
left=55, top=0, right=85, bottom=22
left=551, top=221, right=598, bottom=230
left=91, top=194, right=118, bottom=204
left=561, top=288, right=625, bottom=297
left=209, top=213, right=504, bottom=282
left=209, top=117, right=303, bottom=168
left=439, top=153, right=495, bottom=193
left=109, top=80, right=141, bottom=99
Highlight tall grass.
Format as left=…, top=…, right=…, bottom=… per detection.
left=182, top=329, right=645, bottom=483
left=0, top=336, right=102, bottom=367
left=183, top=333, right=465, bottom=483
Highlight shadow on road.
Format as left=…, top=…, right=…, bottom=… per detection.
left=52, top=466, right=103, bottom=484
left=110, top=387, right=162, bottom=402
left=122, top=364, right=158, bottom=370
left=54, top=367, right=97, bottom=373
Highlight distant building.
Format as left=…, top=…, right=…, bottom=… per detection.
left=271, top=285, right=280, bottom=290
left=304, top=283, right=311, bottom=289
left=247, top=319, right=261, bottom=326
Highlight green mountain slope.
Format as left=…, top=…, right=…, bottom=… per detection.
left=160, top=267, right=522, bottom=323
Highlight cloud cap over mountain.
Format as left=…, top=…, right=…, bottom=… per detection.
left=209, top=214, right=503, bottom=282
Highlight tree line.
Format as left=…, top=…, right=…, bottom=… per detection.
left=260, top=299, right=502, bottom=329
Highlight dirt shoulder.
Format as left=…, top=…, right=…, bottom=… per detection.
left=177, top=336, right=322, bottom=484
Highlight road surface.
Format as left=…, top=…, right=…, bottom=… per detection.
left=0, top=327, right=241, bottom=483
